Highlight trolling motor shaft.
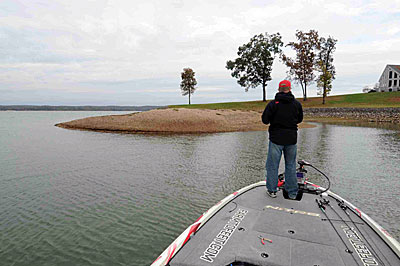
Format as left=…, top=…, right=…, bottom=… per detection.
left=282, top=160, right=332, bottom=200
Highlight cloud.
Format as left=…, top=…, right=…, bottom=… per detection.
left=1, top=0, right=400, bottom=105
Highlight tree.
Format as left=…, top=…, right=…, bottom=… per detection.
left=316, top=62, right=333, bottom=103
left=282, top=30, right=320, bottom=101
left=316, top=36, right=337, bottom=104
left=226, top=32, right=283, bottom=102
left=180, top=68, right=197, bottom=105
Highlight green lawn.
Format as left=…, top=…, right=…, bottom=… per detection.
left=169, top=91, right=400, bottom=111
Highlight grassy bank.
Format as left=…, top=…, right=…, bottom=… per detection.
left=169, top=91, right=400, bottom=111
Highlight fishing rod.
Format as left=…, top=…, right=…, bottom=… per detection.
left=335, top=199, right=386, bottom=266
left=301, top=161, right=385, bottom=265
left=315, top=198, right=361, bottom=265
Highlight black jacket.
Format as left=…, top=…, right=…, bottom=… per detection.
left=261, top=92, right=303, bottom=145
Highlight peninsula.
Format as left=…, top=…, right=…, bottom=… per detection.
left=55, top=92, right=400, bottom=134
left=56, top=108, right=314, bottom=134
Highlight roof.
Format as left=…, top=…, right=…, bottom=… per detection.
left=388, top=65, right=400, bottom=73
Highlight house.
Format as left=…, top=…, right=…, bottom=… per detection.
left=378, top=65, right=400, bottom=92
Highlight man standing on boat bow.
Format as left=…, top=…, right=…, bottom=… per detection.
left=262, top=80, right=303, bottom=199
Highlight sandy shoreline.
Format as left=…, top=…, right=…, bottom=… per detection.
left=55, top=108, right=315, bottom=134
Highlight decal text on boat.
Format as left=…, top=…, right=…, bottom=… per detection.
left=200, top=209, right=248, bottom=263
left=263, top=205, right=320, bottom=217
left=342, top=226, right=379, bottom=266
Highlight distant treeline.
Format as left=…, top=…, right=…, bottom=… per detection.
left=0, top=105, right=163, bottom=111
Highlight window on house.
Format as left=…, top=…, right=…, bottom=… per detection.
left=395, top=80, right=398, bottom=87
left=395, top=72, right=398, bottom=78
left=389, top=80, right=392, bottom=87
left=389, top=71, right=393, bottom=78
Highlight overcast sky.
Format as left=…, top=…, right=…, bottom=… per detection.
left=1, top=0, right=400, bottom=106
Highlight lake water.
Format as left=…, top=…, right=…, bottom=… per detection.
left=1, top=111, right=399, bottom=265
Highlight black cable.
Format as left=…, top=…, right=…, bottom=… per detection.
left=309, top=165, right=331, bottom=194
left=297, top=160, right=331, bottom=194
left=228, top=202, right=237, bottom=213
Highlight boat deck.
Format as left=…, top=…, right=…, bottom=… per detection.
left=169, top=185, right=399, bottom=266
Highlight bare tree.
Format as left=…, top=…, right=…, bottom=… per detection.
left=180, top=68, right=197, bottom=105
left=282, top=30, right=320, bottom=101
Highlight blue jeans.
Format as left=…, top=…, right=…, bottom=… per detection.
left=266, top=141, right=298, bottom=198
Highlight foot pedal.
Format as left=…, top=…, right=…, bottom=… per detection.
left=283, top=189, right=303, bottom=201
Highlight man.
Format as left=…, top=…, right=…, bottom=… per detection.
left=262, top=80, right=303, bottom=199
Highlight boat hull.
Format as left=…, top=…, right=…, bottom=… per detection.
left=152, top=181, right=400, bottom=266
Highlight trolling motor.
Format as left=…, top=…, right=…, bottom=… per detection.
left=282, top=160, right=331, bottom=200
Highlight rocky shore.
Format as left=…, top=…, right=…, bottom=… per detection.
left=304, top=107, right=400, bottom=124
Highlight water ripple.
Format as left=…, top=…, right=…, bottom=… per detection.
left=1, top=113, right=399, bottom=265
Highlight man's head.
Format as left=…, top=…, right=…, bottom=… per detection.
left=278, top=80, right=291, bottom=93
